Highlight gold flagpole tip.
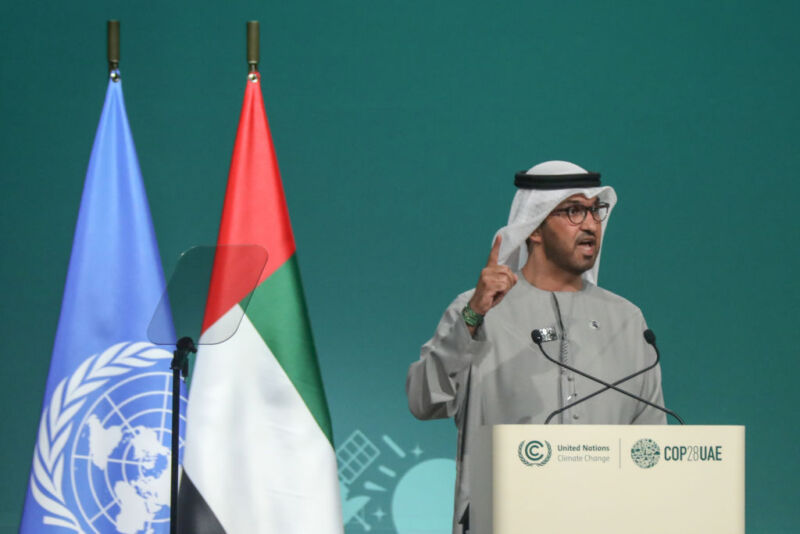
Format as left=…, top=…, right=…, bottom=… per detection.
left=107, top=20, right=120, bottom=78
left=246, top=21, right=259, bottom=73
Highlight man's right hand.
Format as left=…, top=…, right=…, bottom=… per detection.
left=468, top=236, right=518, bottom=317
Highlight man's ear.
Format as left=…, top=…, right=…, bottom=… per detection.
left=529, top=225, right=543, bottom=245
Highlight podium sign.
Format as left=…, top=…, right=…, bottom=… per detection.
left=469, top=425, right=744, bottom=534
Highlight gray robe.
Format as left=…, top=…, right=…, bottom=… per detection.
left=406, top=276, right=666, bottom=534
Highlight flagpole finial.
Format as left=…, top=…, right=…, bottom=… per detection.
left=247, top=21, right=259, bottom=73
left=107, top=20, right=120, bottom=78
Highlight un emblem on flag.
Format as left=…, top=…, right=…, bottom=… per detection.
left=29, top=342, right=186, bottom=533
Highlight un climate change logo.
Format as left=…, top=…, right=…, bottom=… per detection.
left=518, top=440, right=552, bottom=466
left=630, top=438, right=660, bottom=469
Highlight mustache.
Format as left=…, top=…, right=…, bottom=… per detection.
left=575, top=230, right=597, bottom=245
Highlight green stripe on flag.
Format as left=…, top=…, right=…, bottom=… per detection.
left=245, top=255, right=334, bottom=444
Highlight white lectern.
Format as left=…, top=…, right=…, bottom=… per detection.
left=469, top=425, right=744, bottom=534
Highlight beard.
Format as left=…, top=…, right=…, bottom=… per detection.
left=539, top=224, right=600, bottom=276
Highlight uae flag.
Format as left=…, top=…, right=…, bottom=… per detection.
left=177, top=72, right=343, bottom=533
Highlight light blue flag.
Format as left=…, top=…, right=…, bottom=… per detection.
left=20, top=70, right=183, bottom=534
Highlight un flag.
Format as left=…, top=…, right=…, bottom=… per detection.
left=19, top=71, right=185, bottom=534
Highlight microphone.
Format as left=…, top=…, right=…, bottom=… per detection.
left=643, top=328, right=656, bottom=345
left=531, top=328, right=684, bottom=424
left=531, top=329, right=544, bottom=344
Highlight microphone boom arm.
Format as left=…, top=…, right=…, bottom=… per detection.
left=532, top=329, right=685, bottom=424
left=544, top=350, right=660, bottom=424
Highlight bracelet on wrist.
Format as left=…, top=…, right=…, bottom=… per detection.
left=461, top=304, right=484, bottom=327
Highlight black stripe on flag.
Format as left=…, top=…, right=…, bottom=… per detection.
left=177, top=470, right=227, bottom=534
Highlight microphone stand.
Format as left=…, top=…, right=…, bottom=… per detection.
left=170, top=336, right=196, bottom=534
left=532, top=329, right=684, bottom=424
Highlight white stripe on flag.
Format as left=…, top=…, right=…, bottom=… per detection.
left=185, top=306, right=343, bottom=534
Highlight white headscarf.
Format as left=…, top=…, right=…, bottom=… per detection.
left=494, top=160, right=618, bottom=285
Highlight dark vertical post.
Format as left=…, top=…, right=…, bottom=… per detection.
left=107, top=20, right=120, bottom=72
left=170, top=361, right=180, bottom=534
left=170, top=337, right=194, bottom=534
left=247, top=21, right=259, bottom=72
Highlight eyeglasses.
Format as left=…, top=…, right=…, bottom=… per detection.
left=549, top=202, right=610, bottom=225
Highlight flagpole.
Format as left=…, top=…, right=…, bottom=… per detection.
left=247, top=20, right=259, bottom=73
left=107, top=20, right=120, bottom=77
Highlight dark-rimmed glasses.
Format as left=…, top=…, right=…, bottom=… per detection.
left=549, top=202, right=609, bottom=225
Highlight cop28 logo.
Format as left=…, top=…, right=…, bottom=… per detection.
left=518, top=440, right=552, bottom=466
left=630, top=438, right=661, bottom=469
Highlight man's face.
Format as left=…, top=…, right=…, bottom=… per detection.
left=531, top=194, right=604, bottom=276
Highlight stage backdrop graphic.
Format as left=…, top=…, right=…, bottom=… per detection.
left=1, top=1, right=798, bottom=533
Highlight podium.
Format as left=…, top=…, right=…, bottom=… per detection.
left=468, top=425, right=745, bottom=534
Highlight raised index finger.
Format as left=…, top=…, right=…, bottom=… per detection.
left=487, top=235, right=502, bottom=266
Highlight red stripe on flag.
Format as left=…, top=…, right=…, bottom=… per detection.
left=202, top=73, right=295, bottom=332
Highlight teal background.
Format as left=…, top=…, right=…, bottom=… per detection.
left=1, top=1, right=798, bottom=532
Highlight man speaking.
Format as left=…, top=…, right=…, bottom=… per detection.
left=406, top=160, right=666, bottom=534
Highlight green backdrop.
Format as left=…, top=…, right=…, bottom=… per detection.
left=1, top=1, right=798, bottom=532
